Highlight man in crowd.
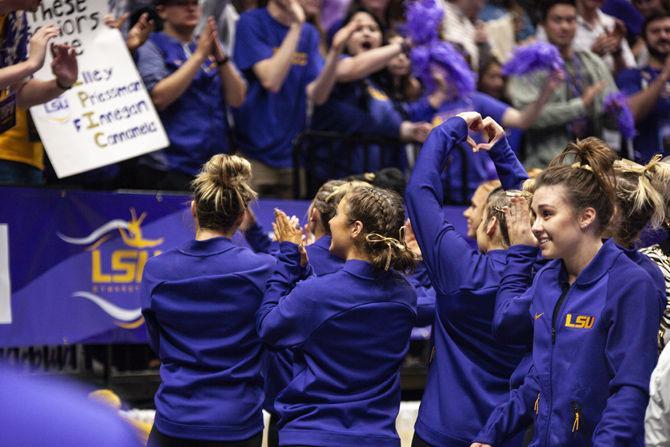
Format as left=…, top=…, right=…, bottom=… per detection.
left=507, top=0, right=617, bottom=168
left=618, top=12, right=670, bottom=162
left=232, top=0, right=351, bottom=198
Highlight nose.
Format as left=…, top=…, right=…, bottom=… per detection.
left=463, top=207, right=471, bottom=218
left=531, top=216, right=543, bottom=236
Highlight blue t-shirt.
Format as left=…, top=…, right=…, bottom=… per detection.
left=422, top=92, right=509, bottom=204
left=233, top=9, right=323, bottom=168
left=136, top=32, right=229, bottom=176
left=617, top=66, right=670, bottom=163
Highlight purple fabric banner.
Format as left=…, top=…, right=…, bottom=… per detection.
left=0, top=187, right=468, bottom=347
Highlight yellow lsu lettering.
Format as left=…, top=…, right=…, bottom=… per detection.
left=565, top=313, right=595, bottom=329
left=271, top=48, right=308, bottom=66
left=92, top=249, right=162, bottom=283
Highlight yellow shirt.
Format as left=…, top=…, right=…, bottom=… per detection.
left=0, top=107, right=44, bottom=169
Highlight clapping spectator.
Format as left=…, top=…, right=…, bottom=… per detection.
left=131, top=0, right=246, bottom=190
left=233, top=0, right=355, bottom=198
left=508, top=0, right=618, bottom=169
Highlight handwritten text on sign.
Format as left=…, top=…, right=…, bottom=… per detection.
left=28, top=0, right=168, bottom=178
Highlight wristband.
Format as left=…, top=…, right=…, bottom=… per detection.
left=216, top=55, right=229, bottom=67
left=56, top=78, right=73, bottom=90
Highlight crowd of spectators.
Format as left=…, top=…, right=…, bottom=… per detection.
left=0, top=0, right=669, bottom=203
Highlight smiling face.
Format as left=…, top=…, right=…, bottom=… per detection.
left=531, top=184, right=587, bottom=259
left=346, top=11, right=383, bottom=56
left=645, top=16, right=670, bottom=61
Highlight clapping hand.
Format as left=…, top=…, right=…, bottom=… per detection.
left=503, top=195, right=537, bottom=247
left=274, top=209, right=308, bottom=266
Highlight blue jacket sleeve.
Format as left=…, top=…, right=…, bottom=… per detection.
left=242, top=221, right=274, bottom=254
left=256, top=242, right=321, bottom=349
left=474, top=367, right=539, bottom=445
left=493, top=245, right=539, bottom=344
left=404, top=96, right=437, bottom=122
left=488, top=135, right=528, bottom=191
left=406, top=261, right=436, bottom=326
left=406, top=117, right=488, bottom=295
left=591, top=269, right=661, bottom=445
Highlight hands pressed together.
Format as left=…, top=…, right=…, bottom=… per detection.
left=273, top=209, right=309, bottom=266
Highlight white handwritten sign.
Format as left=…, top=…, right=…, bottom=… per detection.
left=28, top=0, right=168, bottom=178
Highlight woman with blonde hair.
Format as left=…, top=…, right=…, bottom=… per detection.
left=257, top=186, right=417, bottom=447
left=141, top=154, right=274, bottom=447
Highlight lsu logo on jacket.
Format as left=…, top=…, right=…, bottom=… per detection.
left=565, top=313, right=595, bottom=329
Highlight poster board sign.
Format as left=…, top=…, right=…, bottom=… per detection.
left=28, top=0, right=168, bottom=178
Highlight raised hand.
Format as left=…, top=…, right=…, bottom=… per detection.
left=400, top=121, right=432, bottom=143
left=195, top=21, right=216, bottom=61
left=51, top=44, right=78, bottom=88
left=331, top=16, right=362, bottom=53
left=403, top=219, right=422, bottom=258
left=28, top=25, right=60, bottom=72
left=287, top=0, right=306, bottom=25
left=474, top=116, right=505, bottom=152
left=273, top=209, right=303, bottom=245
left=127, top=12, right=154, bottom=52
left=504, top=195, right=537, bottom=247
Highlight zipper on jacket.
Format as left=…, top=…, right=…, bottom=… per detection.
left=551, top=282, right=570, bottom=344
left=534, top=393, right=540, bottom=415
left=571, top=402, right=582, bottom=433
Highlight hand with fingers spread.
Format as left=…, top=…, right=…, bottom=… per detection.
left=504, top=195, right=537, bottom=247
left=104, top=13, right=128, bottom=29
left=273, top=209, right=303, bottom=245
left=28, top=25, right=60, bottom=72
left=51, top=44, right=78, bottom=89
left=127, top=12, right=154, bottom=52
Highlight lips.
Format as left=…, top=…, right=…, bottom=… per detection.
left=361, top=41, right=373, bottom=50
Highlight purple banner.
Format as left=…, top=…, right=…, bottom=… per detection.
left=0, top=187, right=468, bottom=347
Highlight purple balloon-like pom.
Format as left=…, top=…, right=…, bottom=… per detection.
left=401, top=0, right=444, bottom=46
left=604, top=92, right=637, bottom=140
left=502, top=42, right=565, bottom=76
left=410, top=41, right=475, bottom=96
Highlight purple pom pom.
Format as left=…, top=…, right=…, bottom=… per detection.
left=410, top=41, right=475, bottom=95
left=502, top=42, right=565, bottom=76
left=604, top=92, right=637, bottom=140
left=401, top=0, right=444, bottom=46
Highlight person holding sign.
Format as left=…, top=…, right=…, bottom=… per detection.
left=132, top=0, right=246, bottom=191
left=0, top=2, right=78, bottom=185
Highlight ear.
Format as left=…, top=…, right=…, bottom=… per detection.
left=350, top=220, right=364, bottom=239
left=484, top=215, right=498, bottom=239
left=156, top=5, right=167, bottom=19
left=579, top=207, right=597, bottom=230
left=190, top=200, right=196, bottom=219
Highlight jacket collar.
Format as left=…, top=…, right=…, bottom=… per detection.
left=563, top=238, right=622, bottom=287
left=342, top=259, right=381, bottom=280
left=178, top=237, right=235, bottom=256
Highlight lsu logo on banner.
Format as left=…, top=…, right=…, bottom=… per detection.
left=565, top=313, right=595, bottom=329
left=58, top=209, right=163, bottom=329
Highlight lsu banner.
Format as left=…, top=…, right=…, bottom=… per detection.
left=0, top=187, right=309, bottom=347
left=27, top=0, right=169, bottom=178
